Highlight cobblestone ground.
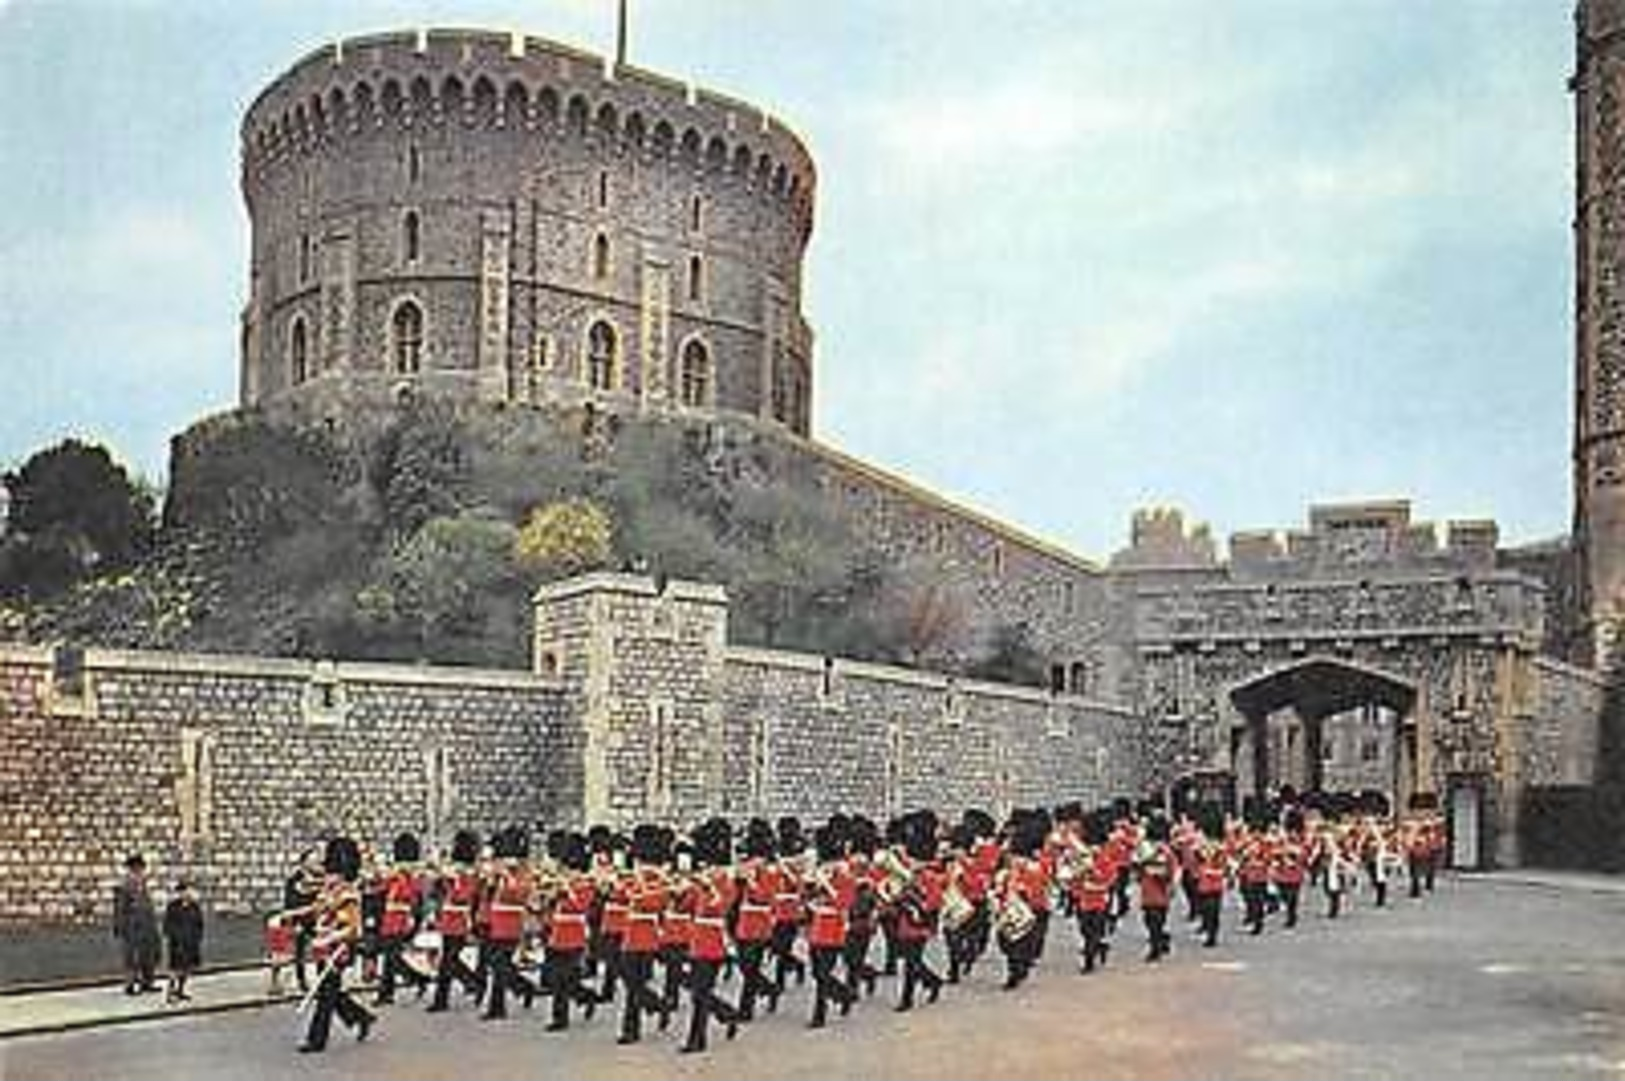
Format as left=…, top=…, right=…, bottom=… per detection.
left=3, top=877, right=1623, bottom=1081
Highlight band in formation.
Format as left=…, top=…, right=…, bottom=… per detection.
left=266, top=792, right=1447, bottom=1054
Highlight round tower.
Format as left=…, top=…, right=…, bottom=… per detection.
left=1574, top=0, right=1625, bottom=662
left=237, top=29, right=816, bottom=437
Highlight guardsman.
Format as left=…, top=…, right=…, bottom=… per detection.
left=541, top=830, right=599, bottom=1032
left=376, top=832, right=430, bottom=1005
left=894, top=811, right=944, bottom=1012
left=480, top=826, right=538, bottom=1020
left=427, top=829, right=482, bottom=1012
left=996, top=807, right=1052, bottom=990
left=1071, top=810, right=1115, bottom=973
left=1136, top=813, right=1178, bottom=961
left=843, top=815, right=883, bottom=996
left=590, top=829, right=629, bottom=1007
left=806, top=817, right=858, bottom=1028
left=618, top=825, right=673, bottom=1045
left=1237, top=818, right=1275, bottom=936
left=660, top=830, right=694, bottom=1019
left=298, top=836, right=375, bottom=1053
left=734, top=819, right=779, bottom=1019
left=681, top=818, right=742, bottom=1053
left=1271, top=812, right=1307, bottom=929
left=1192, top=805, right=1229, bottom=948
left=771, top=817, right=810, bottom=996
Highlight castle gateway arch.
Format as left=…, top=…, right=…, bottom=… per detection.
left=1227, top=656, right=1419, bottom=805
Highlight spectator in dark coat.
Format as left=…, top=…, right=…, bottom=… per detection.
left=113, top=854, right=161, bottom=994
left=164, top=878, right=205, bottom=1003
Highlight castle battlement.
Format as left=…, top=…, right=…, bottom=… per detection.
left=240, top=27, right=814, bottom=237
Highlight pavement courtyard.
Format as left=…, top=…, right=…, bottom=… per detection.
left=1, top=874, right=1622, bottom=1081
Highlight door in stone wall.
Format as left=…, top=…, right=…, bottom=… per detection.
left=1448, top=777, right=1483, bottom=870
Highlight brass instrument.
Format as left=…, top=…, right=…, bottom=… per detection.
left=873, top=847, right=914, bottom=904
left=941, top=881, right=975, bottom=931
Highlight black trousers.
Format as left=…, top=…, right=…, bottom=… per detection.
left=843, top=927, right=877, bottom=994
left=1196, top=891, right=1222, bottom=946
left=896, top=937, right=941, bottom=1009
left=377, top=933, right=428, bottom=1002
left=293, top=924, right=313, bottom=991
left=1077, top=908, right=1110, bottom=970
left=683, top=958, right=739, bottom=1050
left=1326, top=883, right=1345, bottom=919
left=660, top=945, right=687, bottom=1011
left=430, top=935, right=480, bottom=1009
left=482, top=942, right=534, bottom=1018
left=617, top=950, right=667, bottom=1042
left=810, top=944, right=854, bottom=1026
left=736, top=939, right=775, bottom=1018
left=1241, top=882, right=1269, bottom=934
left=999, top=910, right=1048, bottom=989
left=304, top=960, right=372, bottom=1051
left=544, top=947, right=595, bottom=1029
left=594, top=936, right=622, bottom=1004
left=1278, top=884, right=1301, bottom=927
left=1142, top=905, right=1170, bottom=959
left=771, top=922, right=804, bottom=991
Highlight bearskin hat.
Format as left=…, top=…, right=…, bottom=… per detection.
left=692, top=817, right=733, bottom=868
left=1053, top=800, right=1086, bottom=828
left=631, top=823, right=669, bottom=865
left=1005, top=807, right=1050, bottom=857
left=1144, top=812, right=1171, bottom=844
left=391, top=832, right=421, bottom=864
left=450, top=828, right=481, bottom=865
left=323, top=836, right=362, bottom=882
left=492, top=825, right=530, bottom=860
left=848, top=815, right=880, bottom=856
left=1082, top=808, right=1111, bottom=846
left=902, top=810, right=938, bottom=862
left=743, top=817, right=776, bottom=859
left=961, top=808, right=997, bottom=840
left=777, top=816, right=807, bottom=857
left=814, top=820, right=846, bottom=863
left=1194, top=802, right=1226, bottom=841
left=1283, top=807, right=1306, bottom=834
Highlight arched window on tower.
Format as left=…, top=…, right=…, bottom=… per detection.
left=587, top=319, right=617, bottom=391
left=687, top=255, right=703, bottom=302
left=770, top=344, right=788, bottom=423
left=680, top=339, right=710, bottom=407
left=593, top=233, right=611, bottom=280
left=403, top=211, right=420, bottom=263
left=690, top=194, right=704, bottom=233
left=289, top=317, right=309, bottom=386
left=392, top=300, right=424, bottom=374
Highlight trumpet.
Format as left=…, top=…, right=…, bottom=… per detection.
left=873, top=848, right=914, bottom=904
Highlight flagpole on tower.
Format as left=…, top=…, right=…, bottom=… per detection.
left=615, top=0, right=628, bottom=68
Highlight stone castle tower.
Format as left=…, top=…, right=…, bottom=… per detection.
left=237, top=29, right=816, bottom=437
left=1575, top=0, right=1625, bottom=662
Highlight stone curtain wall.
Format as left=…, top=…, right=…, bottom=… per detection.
left=721, top=648, right=1142, bottom=822
left=0, top=646, right=563, bottom=926
left=1526, top=657, right=1605, bottom=787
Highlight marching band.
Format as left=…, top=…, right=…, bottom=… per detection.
left=277, top=794, right=1448, bottom=1055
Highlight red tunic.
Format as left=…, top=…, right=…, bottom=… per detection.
left=898, top=863, right=945, bottom=943
left=1072, top=848, right=1115, bottom=913
left=547, top=876, right=595, bottom=951
left=807, top=862, right=855, bottom=949
left=602, top=877, right=630, bottom=940
left=486, top=867, right=530, bottom=944
left=1239, top=836, right=1274, bottom=886
left=735, top=859, right=776, bottom=943
left=436, top=869, right=478, bottom=937
left=661, top=879, right=695, bottom=952
left=379, top=867, right=420, bottom=938
left=688, top=869, right=735, bottom=963
left=772, top=861, right=804, bottom=927
left=623, top=870, right=667, bottom=954
left=1195, top=843, right=1228, bottom=897
left=1272, top=837, right=1307, bottom=887
left=1138, top=842, right=1177, bottom=910
left=1016, top=857, right=1052, bottom=913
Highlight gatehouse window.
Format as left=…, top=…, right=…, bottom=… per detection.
left=530, top=333, right=552, bottom=371
left=392, top=300, right=424, bottom=374
left=587, top=319, right=617, bottom=391
left=690, top=194, right=704, bottom=233
left=289, top=316, right=309, bottom=385
left=408, top=144, right=421, bottom=184
left=593, top=232, right=611, bottom=280
left=298, top=232, right=312, bottom=283
left=688, top=255, right=704, bottom=302
left=679, top=338, right=711, bottom=407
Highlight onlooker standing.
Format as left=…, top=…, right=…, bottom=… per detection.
left=113, top=854, right=161, bottom=994
left=164, top=878, right=205, bottom=1003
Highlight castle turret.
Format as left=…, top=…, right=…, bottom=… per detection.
left=1574, top=0, right=1625, bottom=662
left=238, top=29, right=816, bottom=437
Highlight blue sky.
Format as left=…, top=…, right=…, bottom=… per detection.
left=0, top=1, right=1575, bottom=560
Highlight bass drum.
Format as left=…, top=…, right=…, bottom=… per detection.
left=941, top=884, right=975, bottom=931
left=995, top=894, right=1036, bottom=943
